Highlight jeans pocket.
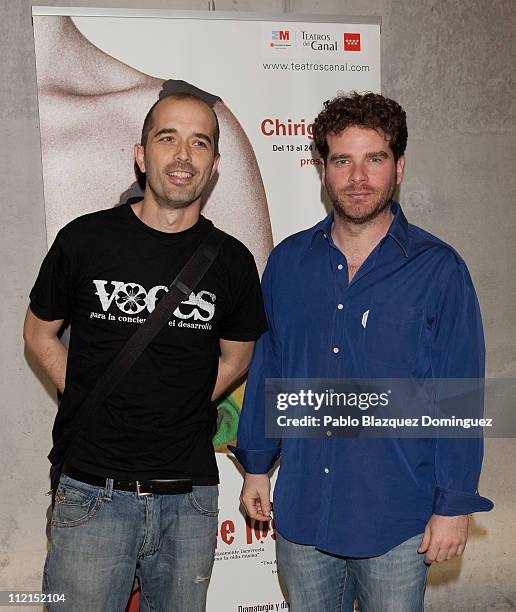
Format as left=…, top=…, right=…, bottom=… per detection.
left=188, top=485, right=219, bottom=517
left=51, top=476, right=104, bottom=528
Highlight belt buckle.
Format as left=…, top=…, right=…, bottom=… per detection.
left=136, top=481, right=151, bottom=496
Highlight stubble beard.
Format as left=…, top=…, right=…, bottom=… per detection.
left=327, top=176, right=397, bottom=226
left=149, top=181, right=198, bottom=210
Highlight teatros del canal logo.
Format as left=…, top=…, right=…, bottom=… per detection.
left=270, top=30, right=292, bottom=48
left=299, top=30, right=338, bottom=51
left=344, top=33, right=361, bottom=51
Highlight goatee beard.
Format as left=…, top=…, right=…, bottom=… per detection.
left=149, top=182, right=198, bottom=210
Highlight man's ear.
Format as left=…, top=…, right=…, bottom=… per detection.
left=396, top=155, right=405, bottom=185
left=210, top=153, right=220, bottom=179
left=134, top=143, right=145, bottom=174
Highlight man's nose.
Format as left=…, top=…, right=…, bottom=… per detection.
left=175, top=141, right=191, bottom=161
left=349, top=162, right=367, bottom=183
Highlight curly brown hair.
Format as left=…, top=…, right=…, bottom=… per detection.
left=313, top=92, right=407, bottom=163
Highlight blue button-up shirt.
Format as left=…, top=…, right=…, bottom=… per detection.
left=230, top=202, right=493, bottom=558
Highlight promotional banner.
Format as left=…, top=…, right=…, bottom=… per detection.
left=32, top=8, right=381, bottom=610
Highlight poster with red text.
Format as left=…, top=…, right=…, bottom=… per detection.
left=32, top=8, right=380, bottom=610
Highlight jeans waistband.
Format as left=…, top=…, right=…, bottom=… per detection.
left=63, top=463, right=193, bottom=495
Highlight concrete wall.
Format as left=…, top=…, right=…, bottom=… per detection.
left=1, top=0, right=514, bottom=609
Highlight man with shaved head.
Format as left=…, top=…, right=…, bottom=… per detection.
left=24, top=93, right=267, bottom=611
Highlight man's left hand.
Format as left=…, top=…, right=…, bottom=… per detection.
left=417, top=514, right=469, bottom=563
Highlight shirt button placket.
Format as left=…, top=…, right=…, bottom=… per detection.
left=334, top=262, right=345, bottom=357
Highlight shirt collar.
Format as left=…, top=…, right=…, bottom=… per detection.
left=309, top=201, right=409, bottom=258
left=387, top=201, right=409, bottom=257
left=309, top=213, right=334, bottom=246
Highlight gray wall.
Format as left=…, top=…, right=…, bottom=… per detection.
left=1, top=0, right=514, bottom=609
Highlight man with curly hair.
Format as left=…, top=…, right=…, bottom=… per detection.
left=231, top=92, right=493, bottom=610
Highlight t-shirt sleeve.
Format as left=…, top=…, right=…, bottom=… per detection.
left=219, top=245, right=268, bottom=342
left=29, top=228, right=74, bottom=321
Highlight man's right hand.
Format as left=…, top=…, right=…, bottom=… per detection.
left=240, top=473, right=272, bottom=522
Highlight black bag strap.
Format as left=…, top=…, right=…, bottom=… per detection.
left=53, top=225, right=226, bottom=460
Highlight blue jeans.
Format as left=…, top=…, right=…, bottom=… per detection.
left=276, top=532, right=428, bottom=612
left=43, top=474, right=218, bottom=611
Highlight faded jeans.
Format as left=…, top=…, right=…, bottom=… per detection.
left=43, top=474, right=218, bottom=611
left=276, top=532, right=429, bottom=612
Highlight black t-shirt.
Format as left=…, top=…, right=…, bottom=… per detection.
left=30, top=206, right=267, bottom=484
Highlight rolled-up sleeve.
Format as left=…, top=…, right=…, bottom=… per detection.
left=431, top=257, right=493, bottom=515
left=228, top=256, right=281, bottom=473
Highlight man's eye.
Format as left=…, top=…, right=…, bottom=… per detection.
left=160, top=136, right=173, bottom=142
left=194, top=140, right=208, bottom=148
left=335, top=159, right=349, bottom=165
left=369, top=156, right=382, bottom=163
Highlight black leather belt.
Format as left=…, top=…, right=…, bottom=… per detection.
left=63, top=464, right=193, bottom=495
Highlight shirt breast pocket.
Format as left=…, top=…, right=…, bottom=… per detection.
left=360, top=304, right=424, bottom=369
